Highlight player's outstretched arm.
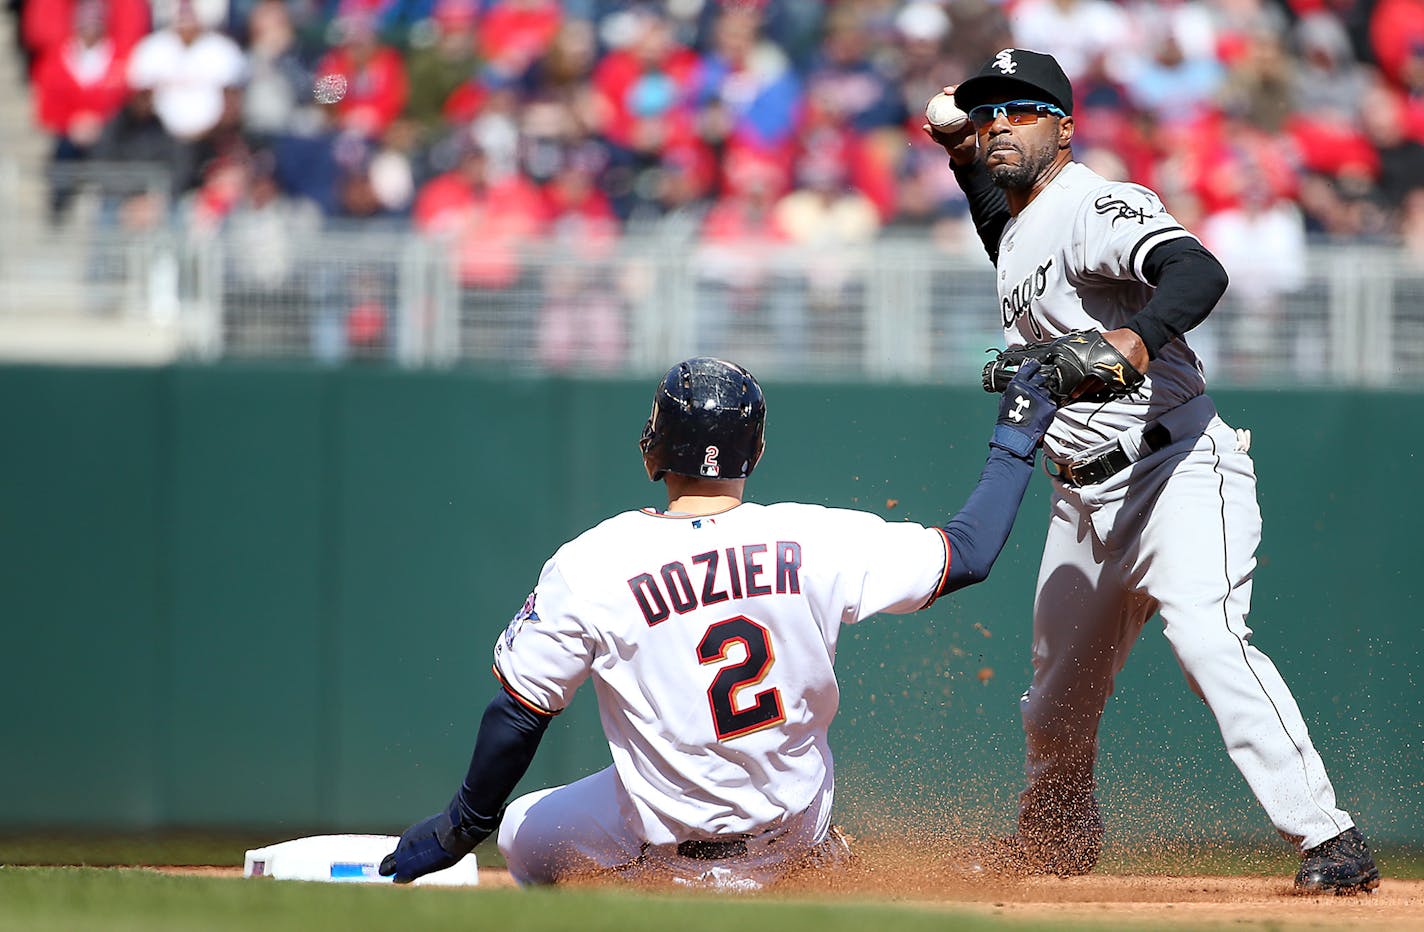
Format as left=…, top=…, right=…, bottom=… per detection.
left=379, top=688, right=552, bottom=883
left=938, top=360, right=1057, bottom=594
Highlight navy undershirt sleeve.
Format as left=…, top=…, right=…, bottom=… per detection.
left=445, top=689, right=552, bottom=842
left=1123, top=238, right=1229, bottom=359
left=951, top=158, right=1011, bottom=266
left=939, top=444, right=1036, bottom=594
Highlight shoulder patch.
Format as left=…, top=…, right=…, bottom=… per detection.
left=501, top=591, right=540, bottom=649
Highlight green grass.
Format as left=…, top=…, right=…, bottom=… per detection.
left=0, top=867, right=1087, bottom=932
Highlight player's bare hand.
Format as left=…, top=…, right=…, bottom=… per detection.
left=1102, top=327, right=1149, bottom=374
left=923, top=84, right=978, bottom=167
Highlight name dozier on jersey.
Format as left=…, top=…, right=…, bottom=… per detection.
left=627, top=541, right=803, bottom=626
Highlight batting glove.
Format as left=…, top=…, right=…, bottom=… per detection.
left=990, top=359, right=1058, bottom=459
left=379, top=801, right=487, bottom=884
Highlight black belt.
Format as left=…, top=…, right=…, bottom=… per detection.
left=676, top=837, right=749, bottom=860
left=1055, top=423, right=1172, bottom=488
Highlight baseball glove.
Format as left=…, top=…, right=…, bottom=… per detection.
left=982, top=329, right=1145, bottom=404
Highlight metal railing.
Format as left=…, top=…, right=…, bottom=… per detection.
left=3, top=190, right=1424, bottom=386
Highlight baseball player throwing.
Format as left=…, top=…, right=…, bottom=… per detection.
left=926, top=48, right=1378, bottom=893
left=380, top=355, right=1057, bottom=889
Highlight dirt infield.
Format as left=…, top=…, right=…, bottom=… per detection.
left=149, top=864, right=1423, bottom=928
left=775, top=851, right=1424, bottom=929
left=823, top=873, right=1424, bottom=929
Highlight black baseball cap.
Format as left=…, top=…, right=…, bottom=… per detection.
left=954, top=48, right=1074, bottom=116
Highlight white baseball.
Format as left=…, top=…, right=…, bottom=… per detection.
left=925, top=92, right=968, bottom=130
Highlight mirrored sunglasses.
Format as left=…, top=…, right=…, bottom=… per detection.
left=968, top=99, right=1066, bottom=130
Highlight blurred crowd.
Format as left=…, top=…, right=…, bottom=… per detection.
left=20, top=0, right=1424, bottom=242
left=14, top=0, right=1424, bottom=366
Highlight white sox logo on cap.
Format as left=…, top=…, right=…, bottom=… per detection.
left=957, top=48, right=1073, bottom=116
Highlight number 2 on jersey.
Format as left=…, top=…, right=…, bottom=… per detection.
left=697, top=616, right=786, bottom=740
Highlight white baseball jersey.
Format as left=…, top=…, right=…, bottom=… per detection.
left=492, top=502, right=949, bottom=846
left=993, top=160, right=1205, bottom=459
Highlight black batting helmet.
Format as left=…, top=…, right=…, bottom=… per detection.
left=639, top=357, right=766, bottom=482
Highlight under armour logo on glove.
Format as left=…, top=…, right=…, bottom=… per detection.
left=991, top=359, right=1059, bottom=460
left=1009, top=395, right=1030, bottom=422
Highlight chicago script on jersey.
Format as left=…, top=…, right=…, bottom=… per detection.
left=627, top=542, right=803, bottom=626
left=1001, top=257, right=1054, bottom=339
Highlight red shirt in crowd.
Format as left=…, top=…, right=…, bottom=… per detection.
left=22, top=0, right=149, bottom=68
left=543, top=169, right=619, bottom=258
left=414, top=166, right=548, bottom=288
left=479, top=0, right=562, bottom=74
left=316, top=44, right=410, bottom=138
left=591, top=42, right=704, bottom=150
left=32, top=37, right=130, bottom=135
left=1371, top=0, right=1424, bottom=91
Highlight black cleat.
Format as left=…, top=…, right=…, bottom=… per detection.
left=1294, top=827, right=1381, bottom=895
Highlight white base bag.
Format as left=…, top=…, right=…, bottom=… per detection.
left=243, top=834, right=478, bottom=886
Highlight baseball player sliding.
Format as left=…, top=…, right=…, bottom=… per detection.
left=380, top=356, right=1058, bottom=889
left=925, top=48, right=1378, bottom=893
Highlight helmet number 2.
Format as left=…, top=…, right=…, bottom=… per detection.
left=700, top=445, right=720, bottom=478
left=697, top=616, right=785, bottom=740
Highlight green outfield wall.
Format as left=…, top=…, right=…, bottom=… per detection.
left=2, top=365, right=1419, bottom=846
